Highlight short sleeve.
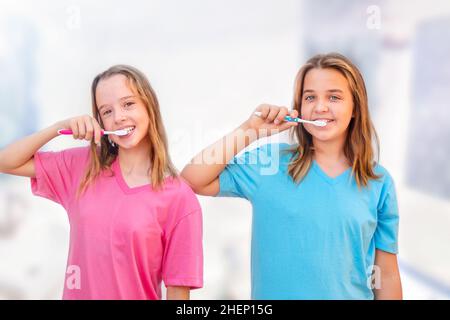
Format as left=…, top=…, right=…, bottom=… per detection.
left=162, top=210, right=203, bottom=289
left=217, top=144, right=279, bottom=200
left=31, top=147, right=90, bottom=209
left=375, top=177, right=400, bottom=254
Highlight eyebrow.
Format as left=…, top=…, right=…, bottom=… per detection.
left=120, top=95, right=136, bottom=101
left=98, top=95, right=136, bottom=111
left=303, top=89, right=344, bottom=94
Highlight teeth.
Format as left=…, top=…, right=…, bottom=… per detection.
left=314, top=119, right=333, bottom=122
left=117, top=126, right=135, bottom=136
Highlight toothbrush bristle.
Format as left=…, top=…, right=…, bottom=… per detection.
left=315, top=120, right=327, bottom=127
left=115, top=127, right=134, bottom=136
left=115, top=129, right=129, bottom=136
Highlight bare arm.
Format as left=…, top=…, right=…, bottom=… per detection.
left=0, top=115, right=103, bottom=178
left=0, top=123, right=61, bottom=178
left=373, top=249, right=403, bottom=300
left=166, top=286, right=190, bottom=300
left=180, top=105, right=298, bottom=196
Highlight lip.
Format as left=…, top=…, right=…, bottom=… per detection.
left=115, top=125, right=136, bottom=131
left=311, top=118, right=334, bottom=122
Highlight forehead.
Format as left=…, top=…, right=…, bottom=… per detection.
left=303, top=68, right=349, bottom=91
left=96, top=74, right=135, bottom=103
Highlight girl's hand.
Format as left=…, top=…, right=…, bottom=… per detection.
left=244, top=104, right=299, bottom=137
left=58, top=115, right=103, bottom=144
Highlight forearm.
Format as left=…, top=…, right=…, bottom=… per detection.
left=166, top=286, right=190, bottom=300
left=0, top=122, right=62, bottom=171
left=374, top=271, right=403, bottom=300
left=373, top=250, right=403, bottom=300
left=181, top=121, right=256, bottom=189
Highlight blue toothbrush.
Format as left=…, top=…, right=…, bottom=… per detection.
left=254, top=111, right=327, bottom=127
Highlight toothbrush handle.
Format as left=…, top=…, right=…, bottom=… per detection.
left=57, top=129, right=105, bottom=135
left=284, top=116, right=299, bottom=122
left=253, top=111, right=323, bottom=126
left=57, top=129, right=73, bottom=135
left=253, top=111, right=299, bottom=122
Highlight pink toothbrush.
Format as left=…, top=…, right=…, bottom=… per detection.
left=57, top=128, right=132, bottom=136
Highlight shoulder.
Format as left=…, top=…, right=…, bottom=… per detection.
left=248, top=142, right=296, bottom=155
left=162, top=176, right=202, bottom=212
left=233, top=142, right=297, bottom=164
left=373, top=163, right=395, bottom=187
left=60, top=146, right=91, bottom=161
left=35, top=146, right=91, bottom=167
left=370, top=164, right=398, bottom=205
left=59, top=146, right=92, bottom=171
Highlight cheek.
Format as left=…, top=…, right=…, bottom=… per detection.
left=339, top=106, right=354, bottom=123
left=135, top=109, right=151, bottom=130
left=100, top=117, right=112, bottom=129
left=300, top=104, right=310, bottom=118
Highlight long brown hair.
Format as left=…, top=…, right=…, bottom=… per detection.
left=288, top=53, right=380, bottom=187
left=78, top=65, right=178, bottom=195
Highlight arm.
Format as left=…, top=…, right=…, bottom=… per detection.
left=373, top=249, right=403, bottom=300
left=0, top=115, right=103, bottom=178
left=166, top=286, right=190, bottom=300
left=180, top=105, right=298, bottom=196
left=0, top=123, right=60, bottom=178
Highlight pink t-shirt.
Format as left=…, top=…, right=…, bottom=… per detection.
left=31, top=146, right=203, bottom=300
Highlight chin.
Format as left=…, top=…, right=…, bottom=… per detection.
left=117, top=140, right=139, bottom=149
left=118, top=135, right=148, bottom=150
left=310, top=130, right=338, bottom=142
left=312, top=135, right=333, bottom=143
left=117, top=142, right=135, bottom=149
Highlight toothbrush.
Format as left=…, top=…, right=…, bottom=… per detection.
left=253, top=111, right=327, bottom=127
left=57, top=128, right=132, bottom=136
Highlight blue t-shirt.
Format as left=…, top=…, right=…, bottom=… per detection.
left=218, top=143, right=399, bottom=299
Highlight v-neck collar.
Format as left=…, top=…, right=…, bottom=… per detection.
left=112, top=158, right=152, bottom=194
left=311, top=160, right=352, bottom=186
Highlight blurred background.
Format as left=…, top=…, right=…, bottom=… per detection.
left=0, top=0, right=449, bottom=299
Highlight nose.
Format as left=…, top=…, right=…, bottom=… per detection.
left=314, top=102, right=329, bottom=113
left=113, top=106, right=127, bottom=124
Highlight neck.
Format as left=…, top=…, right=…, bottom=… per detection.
left=312, top=134, right=349, bottom=166
left=118, top=139, right=152, bottom=176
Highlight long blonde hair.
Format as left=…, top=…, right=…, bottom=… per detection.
left=288, top=53, right=380, bottom=187
left=78, top=65, right=178, bottom=195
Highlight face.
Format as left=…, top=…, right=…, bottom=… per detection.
left=96, top=74, right=150, bottom=150
left=300, top=68, right=354, bottom=143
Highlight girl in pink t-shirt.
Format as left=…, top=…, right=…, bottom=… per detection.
left=0, top=65, right=203, bottom=300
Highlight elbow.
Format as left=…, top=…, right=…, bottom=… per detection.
left=191, top=185, right=205, bottom=195
left=0, top=151, right=7, bottom=173
left=182, top=180, right=204, bottom=195
left=180, top=171, right=203, bottom=194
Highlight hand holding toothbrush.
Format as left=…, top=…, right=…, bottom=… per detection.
left=56, top=115, right=129, bottom=144
left=243, top=104, right=323, bottom=138
left=244, top=105, right=298, bottom=135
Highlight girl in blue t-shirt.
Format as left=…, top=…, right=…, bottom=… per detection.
left=181, top=52, right=402, bottom=299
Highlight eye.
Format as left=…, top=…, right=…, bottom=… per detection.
left=102, top=109, right=112, bottom=116
left=124, top=101, right=135, bottom=108
left=330, top=95, right=341, bottom=101
left=304, top=95, right=315, bottom=102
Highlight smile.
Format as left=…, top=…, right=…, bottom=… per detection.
left=120, top=126, right=136, bottom=137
